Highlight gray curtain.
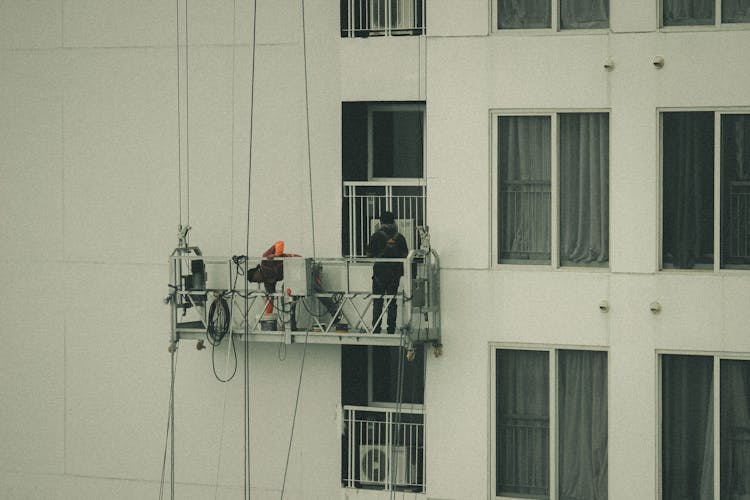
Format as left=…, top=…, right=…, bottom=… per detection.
left=560, top=0, right=609, bottom=28
left=498, top=116, right=552, bottom=263
left=663, top=0, right=715, bottom=25
left=558, top=350, right=608, bottom=500
left=559, top=113, right=609, bottom=266
left=497, top=349, right=608, bottom=499
left=496, top=349, right=550, bottom=497
left=721, top=360, right=750, bottom=500
left=662, top=355, right=714, bottom=500
left=721, top=114, right=750, bottom=268
left=498, top=0, right=551, bottom=28
left=662, top=112, right=714, bottom=269
left=723, top=0, right=750, bottom=22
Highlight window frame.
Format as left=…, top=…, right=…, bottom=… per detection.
left=490, top=0, right=611, bottom=34
left=490, top=109, right=611, bottom=269
left=658, top=107, right=750, bottom=272
left=657, top=350, right=750, bottom=500
left=367, top=102, right=425, bottom=182
left=366, top=345, right=426, bottom=409
left=489, top=343, right=609, bottom=500
left=659, top=0, right=750, bottom=30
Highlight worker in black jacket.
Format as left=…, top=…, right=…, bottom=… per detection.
left=367, top=211, right=408, bottom=334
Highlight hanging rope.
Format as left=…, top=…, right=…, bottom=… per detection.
left=185, top=0, right=190, bottom=228
left=244, top=0, right=260, bottom=498
left=279, top=331, right=310, bottom=500
left=175, top=0, right=182, bottom=229
left=300, top=0, right=316, bottom=258
left=159, top=346, right=178, bottom=500
left=279, top=2, right=318, bottom=496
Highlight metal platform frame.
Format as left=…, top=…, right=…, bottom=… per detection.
left=167, top=248, right=441, bottom=354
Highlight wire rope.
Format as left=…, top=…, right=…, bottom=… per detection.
left=244, top=0, right=260, bottom=497
left=185, top=0, right=190, bottom=227
left=175, top=0, right=182, bottom=228
left=158, top=346, right=178, bottom=500
left=279, top=2, right=319, bottom=495
left=300, top=0, right=316, bottom=259
left=279, top=331, right=310, bottom=500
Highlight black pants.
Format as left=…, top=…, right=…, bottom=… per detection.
left=372, top=275, right=399, bottom=334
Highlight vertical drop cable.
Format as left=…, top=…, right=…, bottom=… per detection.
left=185, top=0, right=190, bottom=228
left=176, top=0, right=182, bottom=228
left=170, top=347, right=176, bottom=500
left=244, top=1, right=260, bottom=499
left=300, top=0, right=316, bottom=258
left=213, top=7, right=238, bottom=499
left=280, top=4, right=316, bottom=496
left=158, top=348, right=178, bottom=500
left=280, top=331, right=310, bottom=500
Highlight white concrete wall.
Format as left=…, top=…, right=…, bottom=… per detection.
left=2, top=1, right=750, bottom=500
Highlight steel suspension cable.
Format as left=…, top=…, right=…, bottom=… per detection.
left=175, top=0, right=182, bottom=228
left=279, top=2, right=318, bottom=496
left=300, top=0, right=316, bottom=258
left=244, top=0, right=260, bottom=498
left=185, top=0, right=190, bottom=228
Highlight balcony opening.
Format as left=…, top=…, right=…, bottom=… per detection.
left=342, top=102, right=426, bottom=257
left=340, top=0, right=425, bottom=37
left=341, top=345, right=426, bottom=492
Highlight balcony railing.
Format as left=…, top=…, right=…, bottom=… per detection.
left=343, top=180, right=426, bottom=258
left=498, top=180, right=551, bottom=262
left=343, top=405, right=425, bottom=492
left=342, top=0, right=425, bottom=37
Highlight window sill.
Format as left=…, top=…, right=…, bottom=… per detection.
left=491, top=27, right=610, bottom=37
left=659, top=23, right=750, bottom=33
left=491, top=263, right=610, bottom=273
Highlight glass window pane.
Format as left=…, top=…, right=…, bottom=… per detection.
left=662, top=112, right=714, bottom=269
left=720, top=359, right=750, bottom=500
left=559, top=113, right=609, bottom=267
left=496, top=349, right=550, bottom=497
left=560, top=0, right=610, bottom=29
left=371, top=346, right=424, bottom=405
left=498, top=0, right=551, bottom=29
left=663, top=0, right=715, bottom=26
left=721, top=114, right=750, bottom=269
left=372, top=110, right=424, bottom=178
left=722, top=0, right=750, bottom=23
left=498, top=115, right=552, bottom=264
left=558, top=350, right=608, bottom=500
left=662, top=355, right=714, bottom=500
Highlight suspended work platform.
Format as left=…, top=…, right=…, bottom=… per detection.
left=167, top=245, right=441, bottom=353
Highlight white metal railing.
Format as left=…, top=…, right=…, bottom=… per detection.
left=343, top=180, right=426, bottom=258
left=343, top=405, right=424, bottom=492
left=496, top=415, right=549, bottom=495
left=343, top=0, right=425, bottom=37
left=498, top=181, right=551, bottom=261
left=729, top=181, right=750, bottom=260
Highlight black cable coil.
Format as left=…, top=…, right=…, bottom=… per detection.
left=207, top=294, right=230, bottom=345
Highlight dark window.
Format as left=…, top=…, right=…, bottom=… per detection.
left=662, top=112, right=714, bottom=269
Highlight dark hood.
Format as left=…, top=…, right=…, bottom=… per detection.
left=379, top=222, right=398, bottom=236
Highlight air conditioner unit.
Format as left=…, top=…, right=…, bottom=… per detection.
left=370, top=218, right=415, bottom=251
left=359, top=444, right=417, bottom=486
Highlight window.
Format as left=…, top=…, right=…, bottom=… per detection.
left=341, top=0, right=425, bottom=37
left=496, top=0, right=609, bottom=30
left=662, top=0, right=750, bottom=27
left=660, top=354, right=750, bottom=499
left=661, top=111, right=750, bottom=270
left=492, top=347, right=608, bottom=499
left=341, top=345, right=425, bottom=491
left=494, top=112, right=610, bottom=267
left=342, top=102, right=426, bottom=257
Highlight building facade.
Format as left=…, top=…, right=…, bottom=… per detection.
left=2, top=1, right=750, bottom=499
